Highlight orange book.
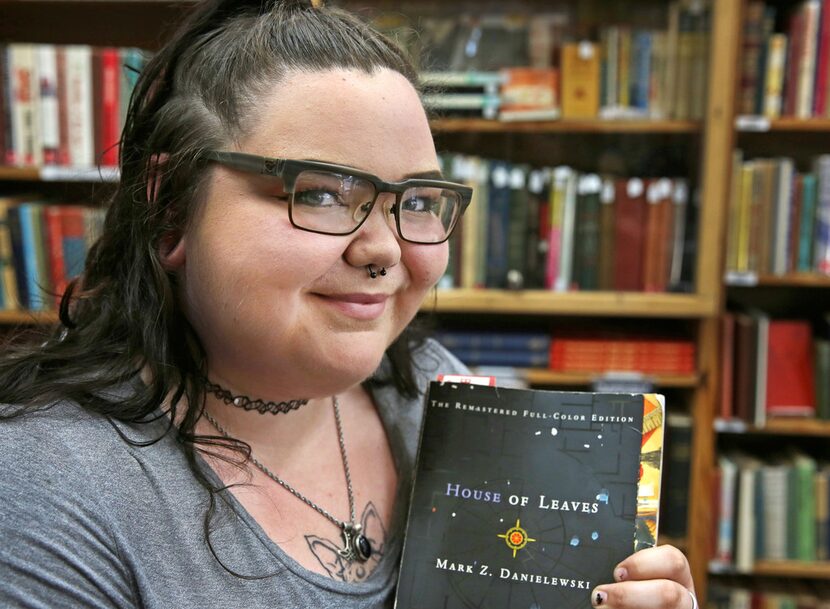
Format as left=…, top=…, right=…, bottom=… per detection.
left=498, top=67, right=559, bottom=121
left=561, top=42, right=600, bottom=119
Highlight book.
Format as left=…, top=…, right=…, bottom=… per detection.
left=560, top=42, right=600, bottom=119
left=613, top=177, right=647, bottom=292
left=765, top=320, right=816, bottom=418
left=433, top=331, right=551, bottom=352
left=498, top=67, right=559, bottom=121
left=395, top=382, right=663, bottom=609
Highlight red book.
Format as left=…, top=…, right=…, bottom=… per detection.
left=613, top=177, right=648, bottom=291
left=814, top=0, right=830, bottom=115
left=784, top=8, right=805, bottom=116
left=100, top=48, right=120, bottom=167
left=42, top=205, right=66, bottom=309
left=55, top=46, right=71, bottom=166
left=720, top=313, right=736, bottom=419
left=765, top=320, right=816, bottom=417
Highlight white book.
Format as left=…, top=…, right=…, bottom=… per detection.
left=734, top=457, right=760, bottom=572
left=9, top=43, right=42, bottom=167
left=760, top=464, right=789, bottom=560
left=36, top=44, right=59, bottom=165
left=555, top=167, right=577, bottom=292
left=716, top=454, right=738, bottom=563
left=796, top=1, right=821, bottom=118
left=64, top=45, right=94, bottom=168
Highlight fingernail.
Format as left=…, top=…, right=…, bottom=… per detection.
left=614, top=567, right=627, bottom=581
left=592, top=590, right=608, bottom=606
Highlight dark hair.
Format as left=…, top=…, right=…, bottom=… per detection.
left=0, top=0, right=427, bottom=574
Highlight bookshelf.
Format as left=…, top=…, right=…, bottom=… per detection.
left=0, top=0, right=755, bottom=604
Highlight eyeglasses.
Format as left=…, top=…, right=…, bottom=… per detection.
left=202, top=151, right=472, bottom=244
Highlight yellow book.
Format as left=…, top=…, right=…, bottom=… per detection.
left=726, top=149, right=744, bottom=272
left=561, top=42, right=600, bottom=119
left=763, top=33, right=787, bottom=119
left=736, top=163, right=755, bottom=273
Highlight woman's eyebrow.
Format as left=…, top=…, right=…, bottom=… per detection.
left=403, top=169, right=445, bottom=180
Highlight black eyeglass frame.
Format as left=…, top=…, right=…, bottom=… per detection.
left=202, top=150, right=472, bottom=244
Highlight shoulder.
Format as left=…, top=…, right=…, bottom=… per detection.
left=411, top=337, right=469, bottom=382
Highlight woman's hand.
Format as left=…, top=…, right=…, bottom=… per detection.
left=590, top=546, right=697, bottom=609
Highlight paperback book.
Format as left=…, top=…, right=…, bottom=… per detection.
left=394, top=382, right=664, bottom=609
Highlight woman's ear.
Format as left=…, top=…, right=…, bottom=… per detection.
left=147, top=152, right=187, bottom=270
left=159, top=233, right=186, bottom=270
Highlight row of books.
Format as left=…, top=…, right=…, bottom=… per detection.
left=374, top=1, right=710, bottom=121
left=432, top=329, right=696, bottom=375
left=720, top=313, right=830, bottom=426
left=432, top=330, right=550, bottom=368
left=0, top=43, right=146, bottom=168
left=712, top=449, right=830, bottom=570
left=0, top=195, right=104, bottom=311
left=739, top=0, right=830, bottom=119
left=549, top=335, right=696, bottom=375
left=439, top=154, right=695, bottom=293
left=725, top=152, right=830, bottom=279
left=709, top=582, right=830, bottom=609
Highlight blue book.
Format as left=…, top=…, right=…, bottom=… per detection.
left=6, top=206, right=30, bottom=310
left=17, top=203, right=47, bottom=311
left=435, top=331, right=551, bottom=352
left=448, top=348, right=549, bottom=368
left=485, top=162, right=512, bottom=288
left=630, top=30, right=652, bottom=111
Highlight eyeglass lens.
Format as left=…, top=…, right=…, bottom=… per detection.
left=290, top=170, right=460, bottom=243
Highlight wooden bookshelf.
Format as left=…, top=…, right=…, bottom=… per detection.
left=430, top=118, right=702, bottom=134
left=752, top=561, right=830, bottom=579
left=429, top=289, right=716, bottom=318
left=0, top=310, right=57, bottom=325
left=715, top=418, right=830, bottom=437
left=725, top=272, right=830, bottom=288
left=711, top=560, right=830, bottom=579
left=736, top=116, right=830, bottom=132
left=0, top=166, right=119, bottom=182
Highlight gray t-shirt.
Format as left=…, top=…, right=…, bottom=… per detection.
left=0, top=339, right=466, bottom=608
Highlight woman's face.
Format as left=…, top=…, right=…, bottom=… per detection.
left=175, top=68, right=448, bottom=398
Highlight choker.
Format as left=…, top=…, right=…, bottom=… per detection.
left=202, top=379, right=309, bottom=415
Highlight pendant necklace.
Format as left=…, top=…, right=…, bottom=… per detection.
left=203, top=395, right=372, bottom=563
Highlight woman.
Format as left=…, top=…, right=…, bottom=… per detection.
left=0, top=1, right=697, bottom=608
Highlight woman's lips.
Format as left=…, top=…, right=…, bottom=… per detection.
left=314, top=292, right=389, bottom=321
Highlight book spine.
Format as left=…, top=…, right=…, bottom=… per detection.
left=739, top=1, right=766, bottom=115
left=447, top=348, right=550, bottom=368
left=613, top=177, right=647, bottom=291
left=784, top=8, right=806, bottom=116
left=55, top=46, right=70, bottom=166
left=65, top=45, right=94, bottom=167
left=814, top=155, right=830, bottom=274
left=798, top=173, right=818, bottom=271
left=17, top=204, right=45, bottom=311
left=37, top=44, right=59, bottom=166
left=60, top=206, right=87, bottom=279
left=485, top=163, right=512, bottom=288
left=573, top=174, right=601, bottom=290
left=505, top=166, right=529, bottom=289
left=763, top=34, right=788, bottom=118
left=796, top=1, right=822, bottom=118
left=630, top=30, right=652, bottom=112
left=43, top=205, right=66, bottom=309
left=556, top=167, right=577, bottom=291
left=772, top=158, right=795, bottom=275
left=814, top=0, right=830, bottom=115
left=100, top=48, right=121, bottom=167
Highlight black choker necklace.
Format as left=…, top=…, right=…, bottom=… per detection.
left=202, top=379, right=309, bottom=415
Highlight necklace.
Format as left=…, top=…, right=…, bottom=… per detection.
left=202, top=396, right=373, bottom=563
left=203, top=379, right=309, bottom=415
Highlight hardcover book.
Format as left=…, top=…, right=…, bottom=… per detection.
left=394, top=382, right=664, bottom=609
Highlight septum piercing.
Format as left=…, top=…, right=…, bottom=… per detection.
left=366, top=265, right=386, bottom=279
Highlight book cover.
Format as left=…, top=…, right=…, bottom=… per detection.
left=765, top=319, right=816, bottom=418
left=395, top=382, right=663, bottom=609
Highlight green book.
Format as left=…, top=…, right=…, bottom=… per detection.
left=797, top=173, right=817, bottom=272
left=816, top=339, right=830, bottom=421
